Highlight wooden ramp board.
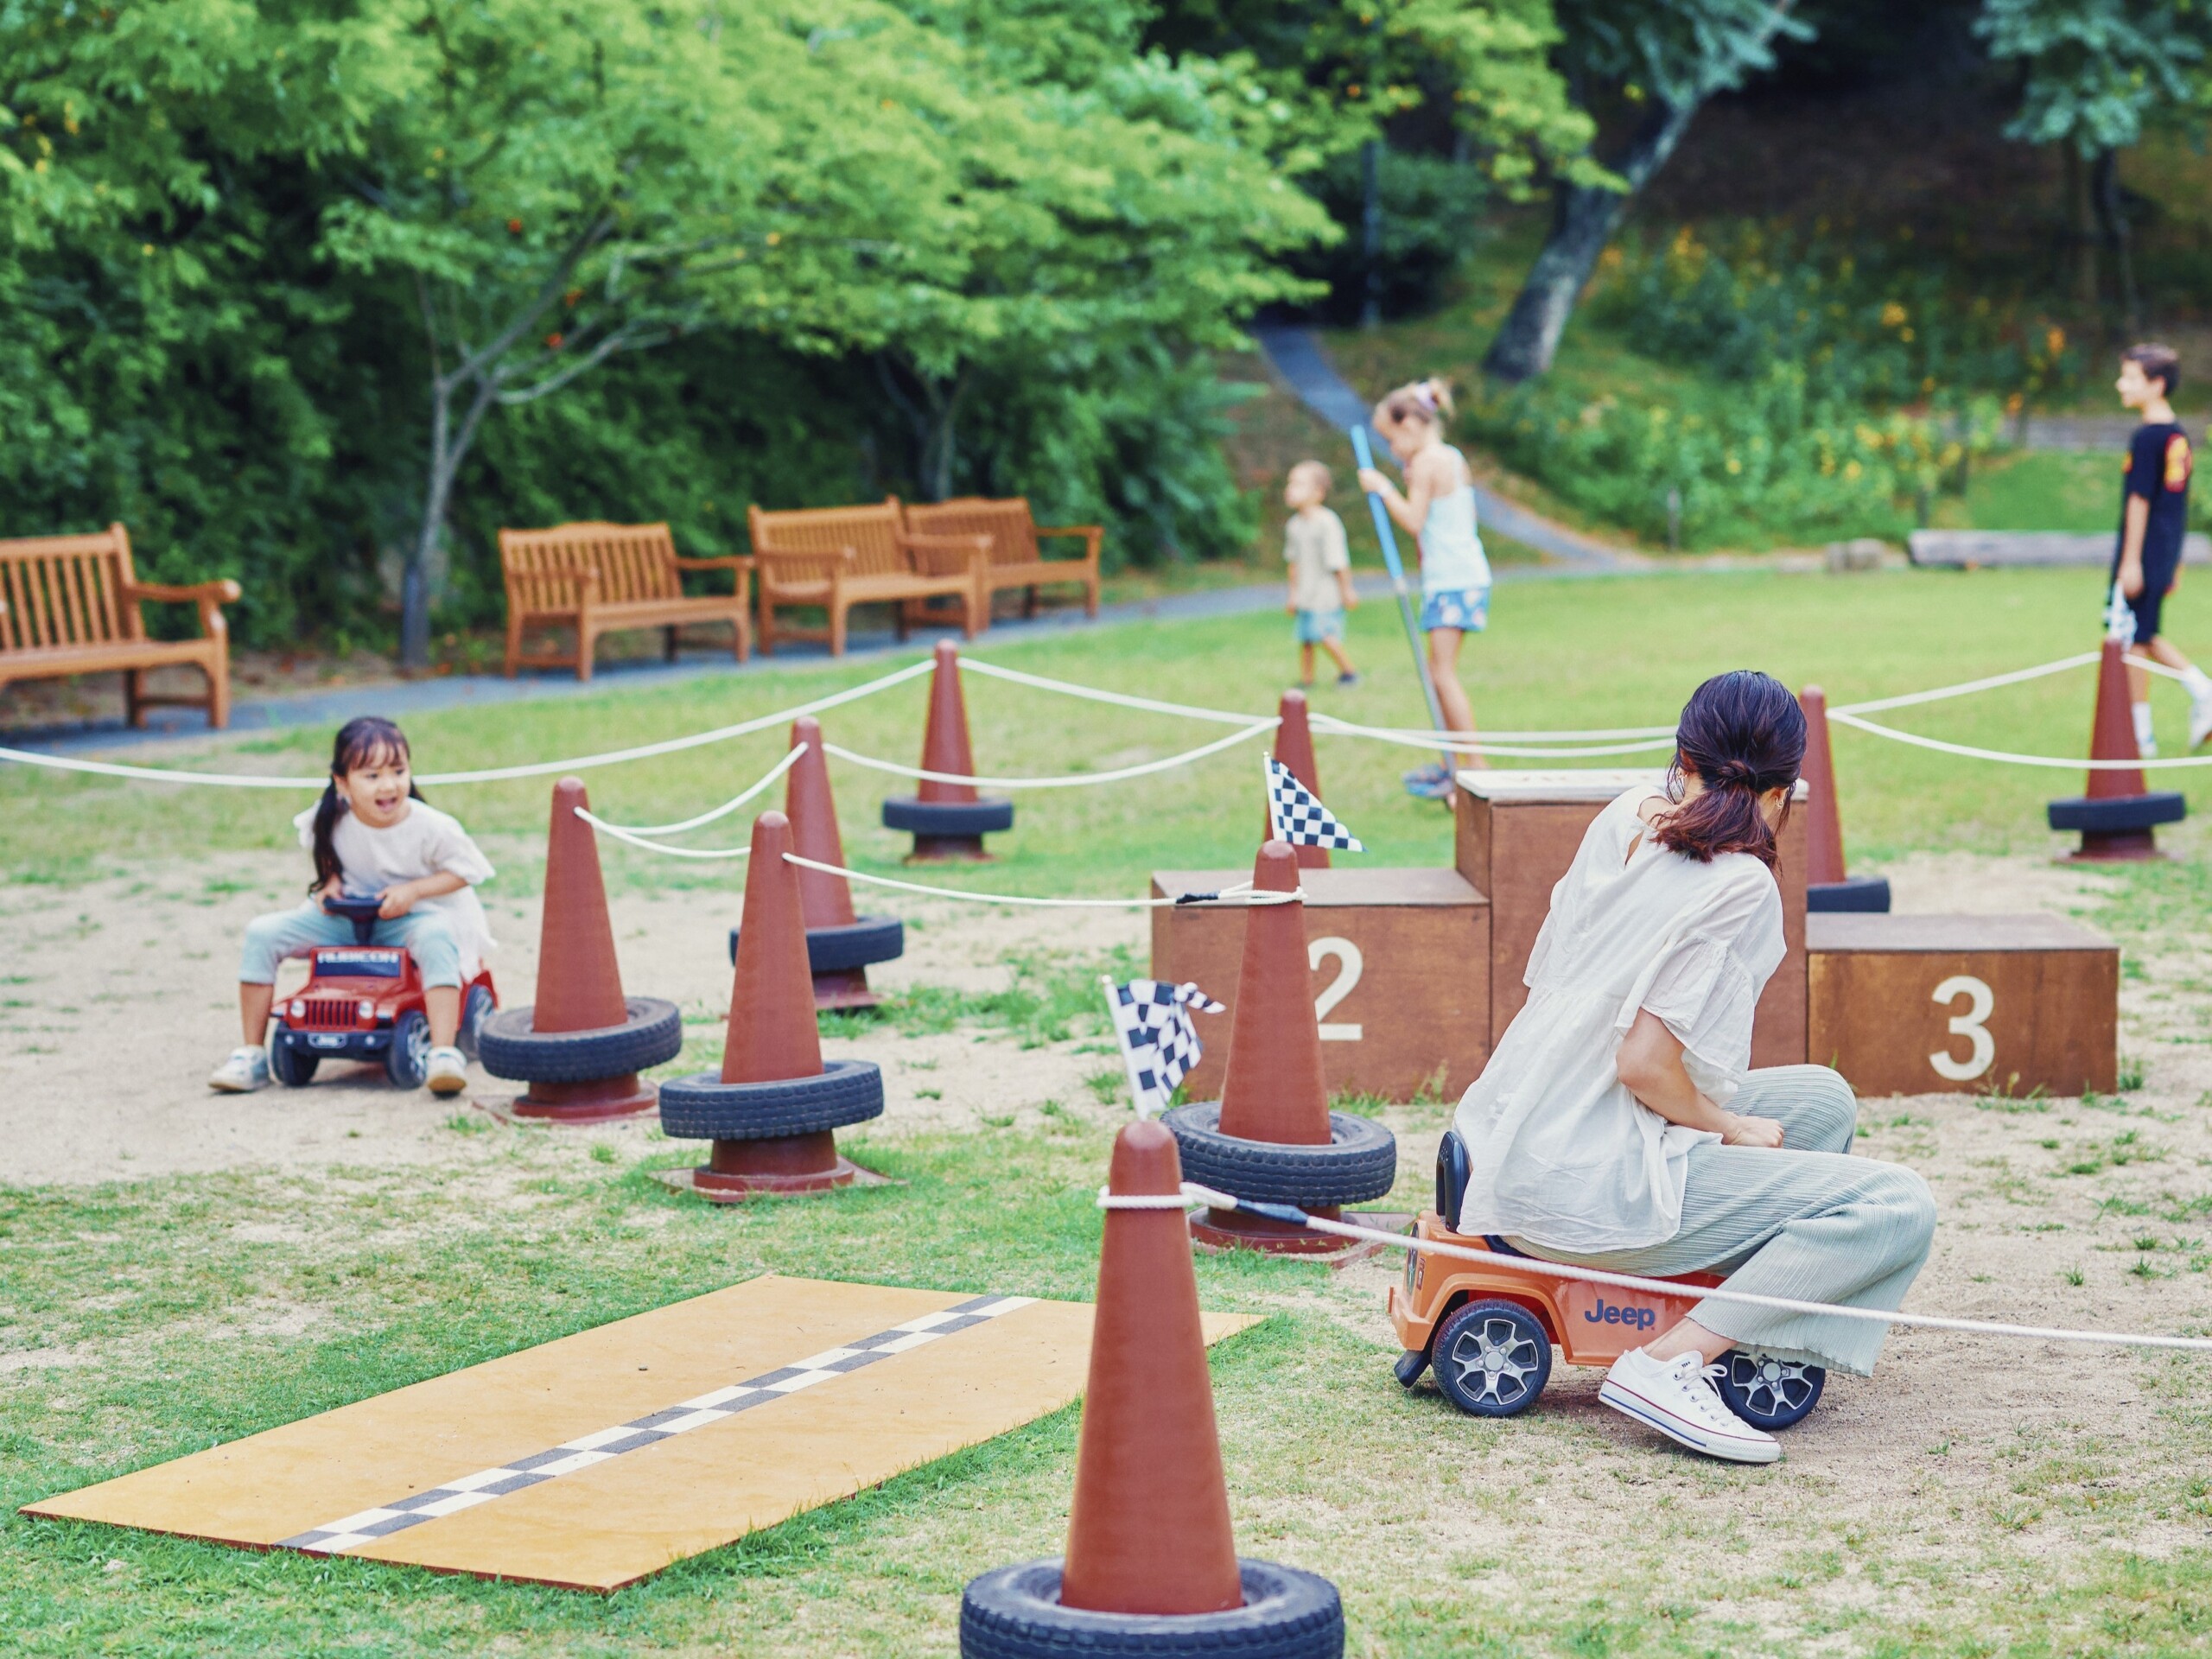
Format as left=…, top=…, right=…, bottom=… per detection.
left=22, top=1274, right=1258, bottom=1592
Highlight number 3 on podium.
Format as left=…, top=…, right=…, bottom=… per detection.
left=1929, top=974, right=1995, bottom=1083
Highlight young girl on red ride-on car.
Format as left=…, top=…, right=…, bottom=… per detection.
left=208, top=716, right=495, bottom=1097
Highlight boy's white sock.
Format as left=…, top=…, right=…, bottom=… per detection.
left=2133, top=702, right=2157, bottom=752
left=2182, top=665, right=2212, bottom=702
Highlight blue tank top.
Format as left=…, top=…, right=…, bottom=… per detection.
left=1420, top=448, right=1491, bottom=594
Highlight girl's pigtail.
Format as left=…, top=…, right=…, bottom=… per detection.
left=1653, top=764, right=1777, bottom=868
left=308, top=782, right=346, bottom=895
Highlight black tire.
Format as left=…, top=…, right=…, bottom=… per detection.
left=1807, top=875, right=1891, bottom=913
left=477, top=996, right=683, bottom=1084
left=386, top=1008, right=430, bottom=1090
left=270, top=1033, right=319, bottom=1088
left=456, top=984, right=497, bottom=1062
left=2046, top=791, right=2187, bottom=833
left=959, top=1558, right=1344, bottom=1659
left=1162, top=1103, right=1396, bottom=1206
left=881, top=796, right=1014, bottom=836
left=658, top=1058, right=886, bottom=1140
left=728, top=914, right=905, bottom=973
left=1713, top=1351, right=1826, bottom=1430
left=1430, top=1299, right=1552, bottom=1418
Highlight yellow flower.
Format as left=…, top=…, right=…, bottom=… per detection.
left=1880, top=302, right=1907, bottom=328
left=1844, top=461, right=1863, bottom=480
left=1725, top=454, right=1742, bottom=475
left=1900, top=327, right=1915, bottom=342
left=2047, top=327, right=2066, bottom=357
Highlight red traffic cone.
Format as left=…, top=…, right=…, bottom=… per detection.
left=482, top=777, right=677, bottom=1122
left=661, top=810, right=884, bottom=1198
left=880, top=641, right=1013, bottom=861
left=956, top=1122, right=1344, bottom=1655
left=1062, top=1121, right=1243, bottom=1613
left=1170, top=842, right=1397, bottom=1256
left=2048, top=638, right=2185, bottom=860
left=727, top=717, right=906, bottom=1011
left=1268, top=691, right=1329, bottom=870
left=1799, top=687, right=1888, bottom=912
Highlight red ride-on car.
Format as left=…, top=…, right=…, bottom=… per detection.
left=268, top=894, right=498, bottom=1090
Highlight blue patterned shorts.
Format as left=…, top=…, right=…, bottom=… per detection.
left=1420, top=586, right=1489, bottom=633
left=1294, top=607, right=1345, bottom=645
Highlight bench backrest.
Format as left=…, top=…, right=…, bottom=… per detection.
left=904, top=498, right=1039, bottom=568
left=499, top=523, right=683, bottom=606
left=748, top=499, right=909, bottom=578
left=0, top=524, right=144, bottom=655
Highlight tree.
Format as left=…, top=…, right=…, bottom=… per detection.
left=1977, top=0, right=2212, bottom=328
left=1481, top=0, right=1808, bottom=383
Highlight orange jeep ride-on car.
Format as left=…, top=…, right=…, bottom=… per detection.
left=1388, top=1130, right=1827, bottom=1431
left=268, top=895, right=497, bottom=1090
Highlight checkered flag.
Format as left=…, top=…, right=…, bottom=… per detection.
left=1104, top=978, right=1224, bottom=1118
left=1265, top=753, right=1363, bottom=851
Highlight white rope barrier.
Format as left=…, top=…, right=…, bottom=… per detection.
left=819, top=721, right=1276, bottom=789
left=1827, top=652, right=2101, bottom=716
left=588, top=743, right=808, bottom=836
left=0, top=659, right=935, bottom=789
left=780, top=852, right=1301, bottom=909
left=575, top=811, right=756, bottom=860
left=956, top=657, right=1267, bottom=728
left=1830, top=710, right=2212, bottom=770
left=1117, top=1185, right=2212, bottom=1356
left=1306, top=713, right=1678, bottom=759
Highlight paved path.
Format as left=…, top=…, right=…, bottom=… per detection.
left=1249, top=322, right=1638, bottom=571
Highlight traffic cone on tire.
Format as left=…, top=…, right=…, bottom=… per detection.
left=1799, top=686, right=1888, bottom=912
left=727, top=717, right=905, bottom=1010
left=957, top=1120, right=1345, bottom=1656
left=658, top=810, right=885, bottom=1198
left=2047, top=638, right=2187, bottom=860
left=1165, top=842, right=1396, bottom=1255
left=880, top=641, right=1014, bottom=861
left=476, top=777, right=681, bottom=1122
left=1268, top=691, right=1329, bottom=870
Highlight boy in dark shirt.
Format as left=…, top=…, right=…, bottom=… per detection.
left=2108, top=343, right=2209, bottom=753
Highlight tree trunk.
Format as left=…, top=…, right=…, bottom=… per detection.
left=2091, top=147, right=2139, bottom=334
left=2065, top=145, right=2098, bottom=310
left=1482, top=99, right=1700, bottom=384
left=1359, top=138, right=1382, bottom=331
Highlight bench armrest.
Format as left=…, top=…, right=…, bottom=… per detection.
left=1033, top=524, right=1103, bottom=562
left=672, top=555, right=753, bottom=599
left=900, top=531, right=992, bottom=576
left=122, top=577, right=242, bottom=639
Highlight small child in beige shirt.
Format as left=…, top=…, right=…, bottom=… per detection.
left=1283, top=461, right=1357, bottom=687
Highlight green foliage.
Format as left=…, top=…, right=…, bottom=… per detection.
left=1292, top=146, right=1493, bottom=321
left=1978, top=0, right=2212, bottom=154
left=1465, top=226, right=2067, bottom=547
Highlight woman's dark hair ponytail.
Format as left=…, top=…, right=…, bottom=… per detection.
left=309, top=716, right=421, bottom=893
left=1655, top=671, right=1806, bottom=870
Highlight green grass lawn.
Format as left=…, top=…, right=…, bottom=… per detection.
left=8, top=569, right=2212, bottom=1656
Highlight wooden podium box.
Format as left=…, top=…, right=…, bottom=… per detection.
left=1149, top=868, right=1491, bottom=1103
left=1452, top=770, right=1809, bottom=1068
left=1807, top=913, right=2118, bottom=1097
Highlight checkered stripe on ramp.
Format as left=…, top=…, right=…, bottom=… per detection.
left=277, top=1294, right=1032, bottom=1554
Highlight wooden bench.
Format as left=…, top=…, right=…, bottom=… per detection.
left=905, top=497, right=1102, bottom=620
left=499, top=522, right=752, bottom=681
left=747, top=499, right=989, bottom=657
left=0, top=524, right=240, bottom=728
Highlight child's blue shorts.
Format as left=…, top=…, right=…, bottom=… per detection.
left=1421, top=586, right=1490, bottom=633
left=1294, top=607, right=1345, bottom=645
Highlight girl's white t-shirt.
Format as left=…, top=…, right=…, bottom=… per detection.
left=292, top=798, right=497, bottom=975
left=1449, top=787, right=1785, bottom=1252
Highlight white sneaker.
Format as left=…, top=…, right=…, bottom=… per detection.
left=209, top=1046, right=271, bottom=1093
left=425, top=1046, right=469, bottom=1096
left=2190, top=697, right=2212, bottom=753
left=1599, top=1348, right=1781, bottom=1465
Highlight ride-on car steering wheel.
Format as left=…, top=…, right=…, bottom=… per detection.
left=321, top=893, right=386, bottom=945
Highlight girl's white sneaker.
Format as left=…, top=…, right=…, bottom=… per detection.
left=208, top=1046, right=271, bottom=1093
left=426, top=1046, right=469, bottom=1096
left=1599, top=1348, right=1781, bottom=1465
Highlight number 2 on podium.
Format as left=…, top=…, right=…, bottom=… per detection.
left=1929, top=974, right=1995, bottom=1082
left=1310, top=937, right=1363, bottom=1040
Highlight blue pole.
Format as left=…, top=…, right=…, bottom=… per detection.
left=1350, top=427, right=1452, bottom=763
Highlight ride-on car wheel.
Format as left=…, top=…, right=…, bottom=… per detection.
left=270, top=1034, right=319, bottom=1087
left=1713, top=1351, right=1826, bottom=1429
left=456, top=984, right=496, bottom=1062
left=386, top=1009, right=430, bottom=1089
left=1431, top=1299, right=1553, bottom=1418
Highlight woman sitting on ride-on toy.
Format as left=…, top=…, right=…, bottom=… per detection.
left=209, top=715, right=495, bottom=1098
left=1452, top=671, right=1936, bottom=1465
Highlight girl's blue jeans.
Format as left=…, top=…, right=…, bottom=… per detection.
left=240, top=902, right=462, bottom=988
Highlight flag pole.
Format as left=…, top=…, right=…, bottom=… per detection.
left=1351, top=424, right=1454, bottom=774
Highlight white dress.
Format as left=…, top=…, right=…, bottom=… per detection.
left=1451, top=788, right=1786, bottom=1252
left=292, top=799, right=498, bottom=976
